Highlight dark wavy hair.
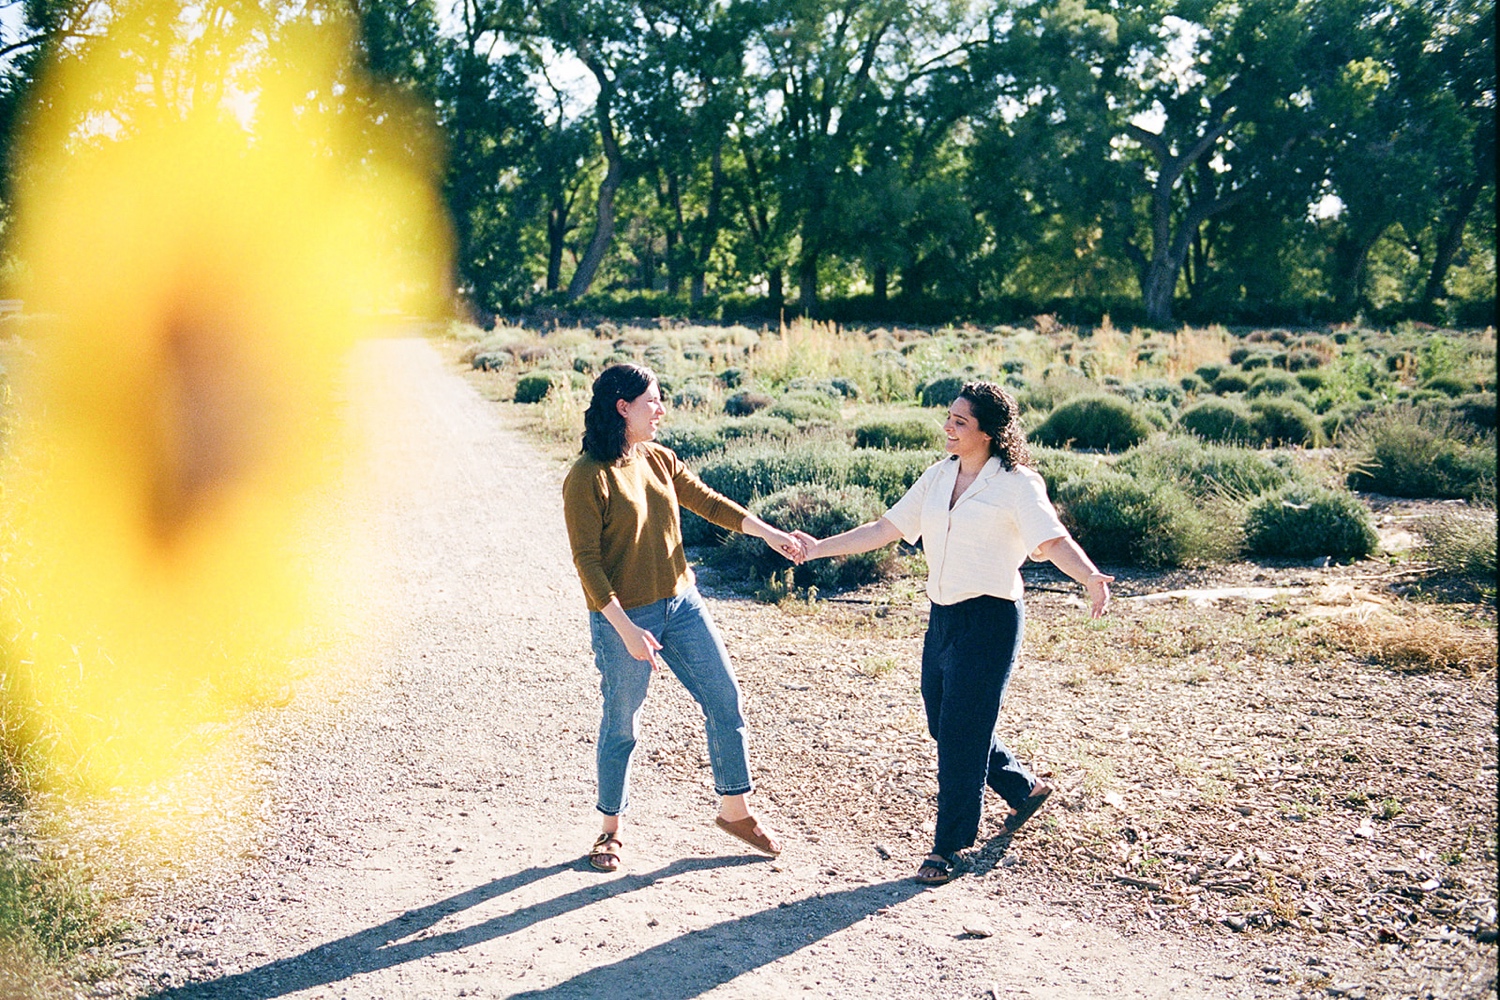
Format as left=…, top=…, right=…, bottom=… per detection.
left=581, top=363, right=657, bottom=462
left=957, top=381, right=1030, bottom=470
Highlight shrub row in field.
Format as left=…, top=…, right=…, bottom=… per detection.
left=1031, top=394, right=1154, bottom=451
left=489, top=325, right=1494, bottom=480
left=687, top=431, right=1384, bottom=589
left=852, top=416, right=944, bottom=450
left=656, top=415, right=802, bottom=461
left=1114, top=438, right=1294, bottom=498
left=679, top=440, right=934, bottom=549
left=659, top=411, right=945, bottom=464
left=1052, top=471, right=1228, bottom=567
left=461, top=323, right=1487, bottom=580
left=695, top=442, right=935, bottom=510
left=1033, top=453, right=1376, bottom=567
left=1242, top=485, right=1380, bottom=559
left=513, top=370, right=587, bottom=403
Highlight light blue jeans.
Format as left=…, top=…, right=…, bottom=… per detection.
left=588, top=585, right=753, bottom=816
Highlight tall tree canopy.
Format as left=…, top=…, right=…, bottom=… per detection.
left=2, top=0, right=1493, bottom=324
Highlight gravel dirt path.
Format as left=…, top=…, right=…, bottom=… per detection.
left=94, top=338, right=1468, bottom=1000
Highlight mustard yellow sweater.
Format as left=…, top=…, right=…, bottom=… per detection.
left=562, top=442, right=749, bottom=612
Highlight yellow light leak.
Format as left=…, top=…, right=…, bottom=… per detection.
left=0, top=1, right=449, bottom=799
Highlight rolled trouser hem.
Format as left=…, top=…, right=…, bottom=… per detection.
left=595, top=803, right=627, bottom=817
left=932, top=840, right=973, bottom=859
left=714, top=783, right=754, bottom=797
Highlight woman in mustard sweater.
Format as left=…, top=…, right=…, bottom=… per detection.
left=563, top=363, right=804, bottom=872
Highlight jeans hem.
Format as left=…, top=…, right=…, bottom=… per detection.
left=595, top=803, right=626, bottom=817
left=714, top=783, right=754, bottom=797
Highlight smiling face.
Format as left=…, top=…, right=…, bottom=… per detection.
left=943, top=396, right=993, bottom=463
left=616, top=380, right=665, bottom=447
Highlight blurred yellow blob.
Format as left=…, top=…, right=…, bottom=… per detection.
left=0, top=1, right=448, bottom=793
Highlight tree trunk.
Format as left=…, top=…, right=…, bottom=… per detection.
left=664, top=231, right=679, bottom=295
left=737, top=136, right=781, bottom=313
left=638, top=244, right=655, bottom=290
left=567, top=57, right=623, bottom=303
left=690, top=145, right=725, bottom=307
left=1422, top=179, right=1482, bottom=310
left=873, top=263, right=888, bottom=304
left=798, top=252, right=818, bottom=313
left=1125, top=121, right=1238, bottom=326
left=1141, top=160, right=1183, bottom=326
left=665, top=171, right=683, bottom=297
left=1141, top=261, right=1176, bottom=327
left=1187, top=226, right=1204, bottom=304
left=546, top=195, right=567, bottom=293
left=1331, top=227, right=1385, bottom=316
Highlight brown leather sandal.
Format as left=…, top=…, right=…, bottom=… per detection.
left=589, top=832, right=622, bottom=872
left=714, top=815, right=782, bottom=856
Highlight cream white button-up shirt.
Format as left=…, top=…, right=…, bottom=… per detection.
left=883, top=455, right=1069, bottom=606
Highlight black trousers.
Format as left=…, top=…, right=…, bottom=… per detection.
left=921, top=594, right=1037, bottom=858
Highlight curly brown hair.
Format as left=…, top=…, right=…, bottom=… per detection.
left=957, top=381, right=1030, bottom=470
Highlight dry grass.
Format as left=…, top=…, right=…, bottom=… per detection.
left=1164, top=325, right=1234, bottom=376
left=1416, top=506, right=1498, bottom=579
left=750, top=318, right=867, bottom=386
left=1330, top=611, right=1498, bottom=676
left=532, top=381, right=586, bottom=446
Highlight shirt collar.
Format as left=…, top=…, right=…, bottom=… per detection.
left=942, top=454, right=1004, bottom=510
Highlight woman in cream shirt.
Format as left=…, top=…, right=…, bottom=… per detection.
left=797, top=381, right=1111, bottom=884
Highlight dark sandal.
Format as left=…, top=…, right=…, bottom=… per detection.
left=914, top=853, right=957, bottom=885
left=714, top=815, right=782, bottom=856
left=1003, top=781, right=1052, bottom=835
left=589, top=832, right=622, bottom=872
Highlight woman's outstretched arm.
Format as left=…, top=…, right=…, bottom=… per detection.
left=795, top=516, right=904, bottom=560
left=1033, top=535, right=1113, bottom=618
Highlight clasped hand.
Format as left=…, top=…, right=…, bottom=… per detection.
left=768, top=530, right=809, bottom=564
left=764, top=528, right=827, bottom=565
left=792, top=530, right=820, bottom=559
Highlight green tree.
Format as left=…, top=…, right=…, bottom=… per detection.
left=1415, top=0, right=1494, bottom=314
left=0, top=0, right=96, bottom=211
left=731, top=0, right=992, bottom=312
left=1305, top=0, right=1472, bottom=315
left=851, top=6, right=990, bottom=304
left=1123, top=0, right=1333, bottom=325
left=532, top=112, right=595, bottom=295
left=967, top=1, right=1142, bottom=309
left=489, top=0, right=639, bottom=302
left=439, top=20, right=548, bottom=309
left=622, top=0, right=755, bottom=304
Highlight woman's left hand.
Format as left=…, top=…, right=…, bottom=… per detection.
left=1085, top=571, right=1114, bottom=618
left=768, top=529, right=808, bottom=564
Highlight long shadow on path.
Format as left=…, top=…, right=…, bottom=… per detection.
left=508, top=877, right=928, bottom=999
left=153, top=855, right=763, bottom=999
